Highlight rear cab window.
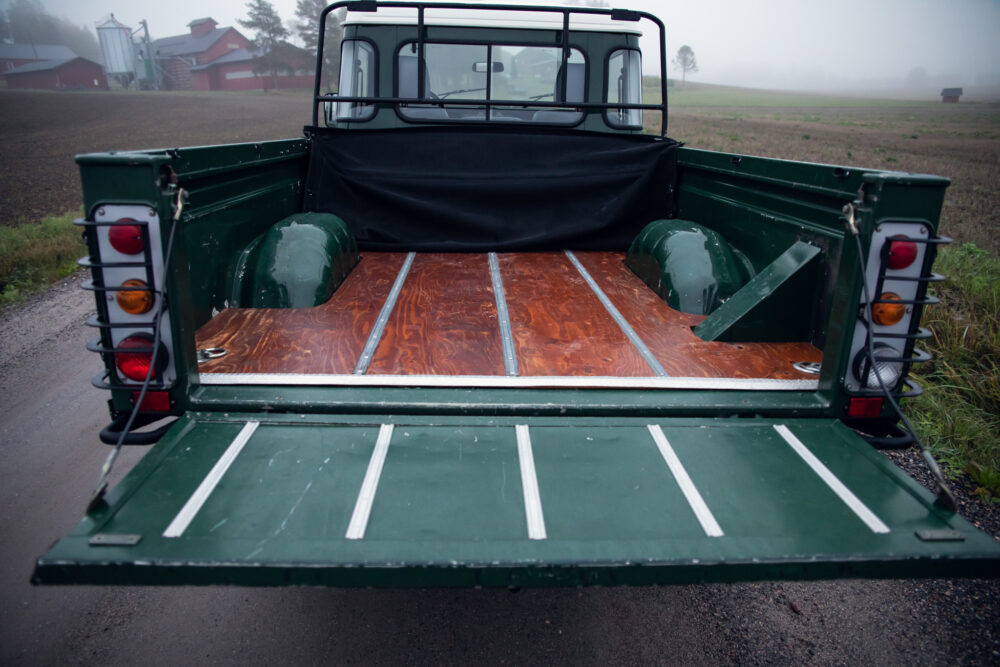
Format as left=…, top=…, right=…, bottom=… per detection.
left=606, top=48, right=642, bottom=129
left=335, top=40, right=377, bottom=121
left=396, top=42, right=586, bottom=124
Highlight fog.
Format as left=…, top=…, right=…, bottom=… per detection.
left=30, top=0, right=1000, bottom=96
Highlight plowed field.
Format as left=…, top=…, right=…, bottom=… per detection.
left=0, top=89, right=312, bottom=225
left=1, top=88, right=997, bottom=252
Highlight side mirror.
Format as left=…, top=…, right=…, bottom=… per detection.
left=472, top=61, right=504, bottom=73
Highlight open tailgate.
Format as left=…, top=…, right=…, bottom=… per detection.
left=35, top=413, right=1000, bottom=586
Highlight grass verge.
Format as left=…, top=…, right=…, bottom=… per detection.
left=911, top=243, right=1000, bottom=502
left=0, top=211, right=85, bottom=306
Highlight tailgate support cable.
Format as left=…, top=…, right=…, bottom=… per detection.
left=844, top=202, right=957, bottom=512
left=86, top=188, right=186, bottom=513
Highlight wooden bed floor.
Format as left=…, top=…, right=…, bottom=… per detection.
left=195, top=251, right=822, bottom=379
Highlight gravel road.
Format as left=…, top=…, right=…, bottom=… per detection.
left=0, top=278, right=997, bottom=665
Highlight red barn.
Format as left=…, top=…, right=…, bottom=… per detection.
left=0, top=44, right=77, bottom=86
left=190, top=45, right=315, bottom=92
left=152, top=18, right=253, bottom=90
left=153, top=17, right=313, bottom=92
left=5, top=57, right=108, bottom=91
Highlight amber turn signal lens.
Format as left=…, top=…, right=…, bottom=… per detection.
left=116, top=279, right=153, bottom=314
left=871, top=292, right=906, bottom=326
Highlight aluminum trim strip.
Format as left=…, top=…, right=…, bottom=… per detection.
left=163, top=421, right=259, bottom=538
left=515, top=424, right=547, bottom=540
left=354, top=252, right=415, bottom=374
left=647, top=424, right=724, bottom=537
left=488, top=252, right=519, bottom=376
left=345, top=424, right=395, bottom=540
left=774, top=424, right=890, bottom=534
left=564, top=250, right=668, bottom=376
left=199, top=373, right=817, bottom=391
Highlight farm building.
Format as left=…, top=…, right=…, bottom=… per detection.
left=189, top=43, right=314, bottom=91
left=940, top=88, right=963, bottom=103
left=151, top=18, right=253, bottom=89
left=5, top=57, right=108, bottom=91
left=152, top=18, right=312, bottom=91
left=0, top=43, right=77, bottom=86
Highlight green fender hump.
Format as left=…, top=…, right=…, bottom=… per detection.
left=235, top=212, right=359, bottom=308
left=625, top=219, right=752, bottom=315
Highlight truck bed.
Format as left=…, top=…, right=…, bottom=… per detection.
left=195, top=251, right=821, bottom=380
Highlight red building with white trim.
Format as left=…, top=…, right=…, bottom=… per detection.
left=153, top=18, right=312, bottom=91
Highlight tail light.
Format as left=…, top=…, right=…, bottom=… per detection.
left=844, top=219, right=947, bottom=396
left=853, top=343, right=904, bottom=390
left=885, top=236, right=918, bottom=270
left=107, top=220, right=145, bottom=255
left=871, top=292, right=905, bottom=326
left=116, top=279, right=154, bottom=314
left=847, top=396, right=884, bottom=418
left=115, top=334, right=164, bottom=381
left=82, top=205, right=177, bottom=395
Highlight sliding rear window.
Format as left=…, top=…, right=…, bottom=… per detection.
left=396, top=42, right=586, bottom=125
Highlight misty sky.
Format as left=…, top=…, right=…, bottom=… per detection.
left=28, top=0, right=1000, bottom=91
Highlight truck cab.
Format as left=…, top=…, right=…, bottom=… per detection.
left=34, top=1, right=1000, bottom=587
left=326, top=4, right=653, bottom=133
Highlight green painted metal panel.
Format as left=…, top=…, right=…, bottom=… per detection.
left=673, top=145, right=950, bottom=411
left=34, top=413, right=1000, bottom=587
left=189, top=384, right=832, bottom=417
left=694, top=241, right=821, bottom=342
left=364, top=426, right=528, bottom=541
left=238, top=212, right=359, bottom=308
left=625, top=219, right=752, bottom=315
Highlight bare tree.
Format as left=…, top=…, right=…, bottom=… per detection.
left=672, top=45, right=698, bottom=87
left=239, top=0, right=290, bottom=90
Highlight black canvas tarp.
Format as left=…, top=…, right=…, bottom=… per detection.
left=302, top=126, right=678, bottom=251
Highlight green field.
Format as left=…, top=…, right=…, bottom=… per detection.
left=645, top=78, right=933, bottom=108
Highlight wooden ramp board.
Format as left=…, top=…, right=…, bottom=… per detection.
left=34, top=413, right=1000, bottom=586
left=195, top=252, right=406, bottom=374
left=195, top=251, right=822, bottom=380
left=367, top=253, right=506, bottom=376
left=572, top=252, right=822, bottom=379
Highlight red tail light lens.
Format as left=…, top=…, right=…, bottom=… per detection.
left=886, top=236, right=918, bottom=270
left=115, top=334, right=160, bottom=381
left=132, top=390, right=172, bottom=412
left=847, top=396, right=883, bottom=418
left=108, top=220, right=144, bottom=255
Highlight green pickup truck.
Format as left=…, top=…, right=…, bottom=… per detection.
left=35, top=1, right=999, bottom=587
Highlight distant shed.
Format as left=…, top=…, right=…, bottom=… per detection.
left=940, top=88, right=963, bottom=103
left=5, top=58, right=108, bottom=90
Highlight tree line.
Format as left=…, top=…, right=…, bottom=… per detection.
left=240, top=0, right=344, bottom=89
left=0, top=0, right=101, bottom=61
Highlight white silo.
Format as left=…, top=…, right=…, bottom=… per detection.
left=97, top=14, right=137, bottom=87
